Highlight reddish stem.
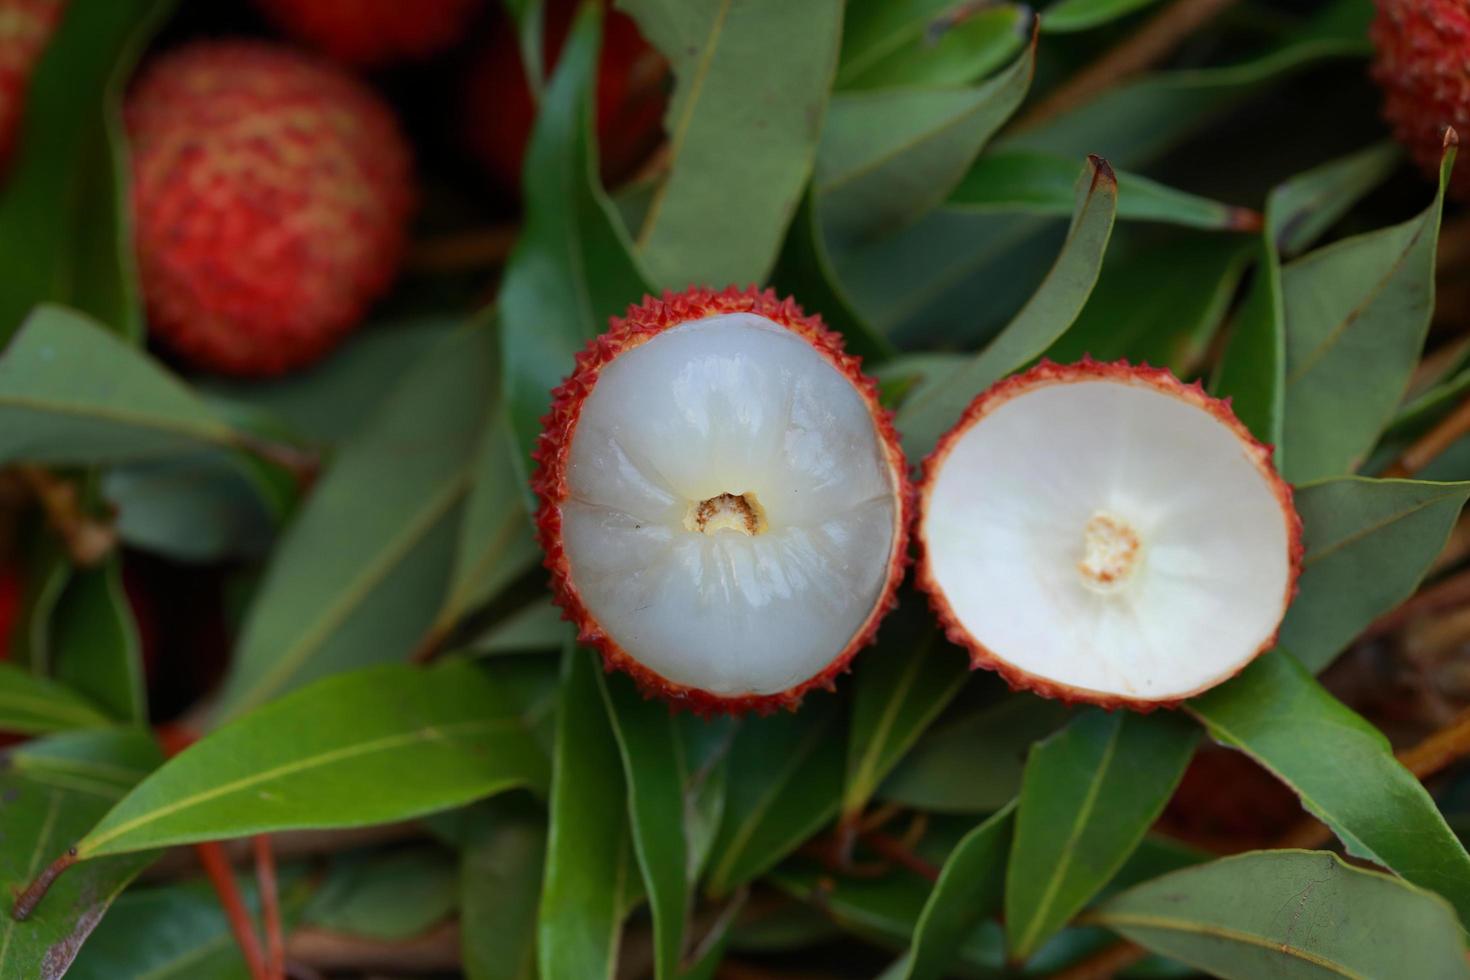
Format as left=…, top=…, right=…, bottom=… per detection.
left=198, top=840, right=269, bottom=980
left=254, top=835, right=286, bottom=980
left=10, top=848, right=78, bottom=921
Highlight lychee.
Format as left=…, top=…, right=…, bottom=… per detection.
left=126, top=41, right=415, bottom=377
left=916, top=360, right=1302, bottom=709
left=254, top=0, right=483, bottom=68
left=465, top=0, right=666, bottom=193
left=534, top=287, right=911, bottom=713
left=1370, top=0, right=1470, bottom=198
left=0, top=0, right=64, bottom=172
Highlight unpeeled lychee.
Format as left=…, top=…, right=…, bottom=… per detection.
left=127, top=41, right=416, bottom=377
left=1370, top=0, right=1470, bottom=198
left=534, top=287, right=911, bottom=714
left=0, top=0, right=64, bottom=172
left=916, top=360, right=1302, bottom=709
left=254, top=0, right=483, bottom=67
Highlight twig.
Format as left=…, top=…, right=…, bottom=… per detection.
left=406, top=225, right=520, bottom=274
left=1044, top=940, right=1148, bottom=980
left=15, top=466, right=116, bottom=567
left=1382, top=391, right=1470, bottom=477
left=254, top=836, right=286, bottom=980
left=286, top=922, right=461, bottom=973
left=230, top=434, right=321, bottom=489
left=1014, top=0, right=1243, bottom=131
left=860, top=831, right=940, bottom=883
left=10, top=848, right=78, bottom=921
left=198, top=840, right=269, bottom=980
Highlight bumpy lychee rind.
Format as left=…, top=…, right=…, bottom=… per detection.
left=127, top=41, right=415, bottom=377
left=0, top=0, right=65, bottom=172
left=915, top=358, right=1304, bottom=711
left=534, top=286, right=913, bottom=715
left=254, top=0, right=482, bottom=67
left=1370, top=0, right=1470, bottom=199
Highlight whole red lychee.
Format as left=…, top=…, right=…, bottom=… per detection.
left=465, top=0, right=666, bottom=193
left=254, top=0, right=483, bottom=68
left=126, top=41, right=416, bottom=377
left=1370, top=0, right=1470, bottom=198
left=0, top=0, right=64, bottom=172
left=534, top=287, right=911, bottom=714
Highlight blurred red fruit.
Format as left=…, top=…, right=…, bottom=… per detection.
left=0, top=0, right=64, bottom=172
left=465, top=0, right=666, bottom=193
left=1370, top=0, right=1470, bottom=199
left=254, top=0, right=483, bottom=68
left=0, top=562, right=22, bottom=660
left=126, top=41, right=416, bottom=377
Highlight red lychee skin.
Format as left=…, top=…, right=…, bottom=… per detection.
left=534, top=286, right=913, bottom=716
left=254, top=0, right=483, bottom=68
left=0, top=561, right=22, bottom=660
left=465, top=0, right=667, bottom=193
left=915, top=358, right=1305, bottom=712
left=0, top=0, right=64, bottom=173
left=1370, top=0, right=1470, bottom=199
left=126, top=41, right=416, bottom=377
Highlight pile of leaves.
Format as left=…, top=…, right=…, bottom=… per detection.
left=3, top=0, right=1470, bottom=977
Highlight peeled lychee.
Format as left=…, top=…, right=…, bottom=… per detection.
left=534, top=287, right=911, bottom=713
left=126, top=41, right=415, bottom=377
left=465, top=0, right=666, bottom=192
left=916, top=360, right=1302, bottom=709
left=0, top=0, right=64, bottom=172
left=1370, top=0, right=1470, bottom=198
left=254, top=0, right=483, bottom=67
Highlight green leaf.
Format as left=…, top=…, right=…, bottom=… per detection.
left=1280, top=141, right=1453, bottom=483
left=1006, top=711, right=1198, bottom=960
left=0, top=730, right=162, bottom=979
left=501, top=4, right=652, bottom=468
left=462, top=799, right=547, bottom=980
left=816, top=38, right=1034, bottom=250
left=1268, top=142, right=1403, bottom=259
left=0, top=0, right=172, bottom=340
left=844, top=613, right=969, bottom=820
left=599, top=670, right=690, bottom=980
left=51, top=558, right=145, bottom=725
left=304, top=845, right=459, bottom=940
left=1041, top=0, right=1164, bottom=32
left=214, top=324, right=493, bottom=719
left=837, top=1, right=1029, bottom=91
left=623, top=0, right=843, bottom=288
left=1280, top=477, right=1470, bottom=673
left=0, top=306, right=237, bottom=465
left=467, top=598, right=569, bottom=656
left=904, top=803, right=1015, bottom=980
left=1190, top=650, right=1470, bottom=923
left=0, top=662, right=111, bottom=735
left=540, top=646, right=637, bottom=980
left=1091, top=850, right=1470, bottom=980
left=706, top=697, right=844, bottom=897
left=895, top=155, right=1118, bottom=458
left=76, top=660, right=547, bottom=857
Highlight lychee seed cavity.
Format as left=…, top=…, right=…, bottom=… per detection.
left=1078, top=511, right=1143, bottom=594
left=686, top=492, right=767, bottom=536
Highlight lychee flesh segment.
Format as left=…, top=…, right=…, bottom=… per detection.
left=561, top=313, right=898, bottom=698
left=924, top=377, right=1293, bottom=702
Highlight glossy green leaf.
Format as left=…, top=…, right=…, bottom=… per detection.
left=817, top=38, right=1034, bottom=250
left=895, top=155, right=1118, bottom=457
left=844, top=614, right=969, bottom=820
left=623, top=0, right=842, bottom=288
left=1280, top=477, right=1470, bottom=673
left=76, top=660, right=546, bottom=857
left=462, top=799, right=547, bottom=980
left=1280, top=142, right=1453, bottom=483
left=1190, top=650, right=1470, bottom=923
left=838, top=2, right=1029, bottom=91
left=0, top=306, right=236, bottom=465
left=599, top=670, right=689, bottom=980
left=706, top=697, right=844, bottom=897
left=501, top=5, right=651, bottom=467
left=51, top=558, right=145, bottom=725
left=0, top=730, right=162, bottom=979
left=214, top=324, right=492, bottom=719
left=1091, top=850, right=1470, bottom=979
left=0, top=0, right=171, bottom=340
left=904, top=803, right=1015, bottom=980
left=1006, top=711, right=1198, bottom=960
left=5, top=728, right=161, bottom=798
left=950, top=151, right=1257, bottom=231
left=305, top=845, right=459, bottom=940
left=0, top=662, right=111, bottom=735
left=1042, top=0, right=1164, bottom=32
left=540, top=646, right=637, bottom=980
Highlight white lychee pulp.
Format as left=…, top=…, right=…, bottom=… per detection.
left=561, top=313, right=899, bottom=697
left=924, top=377, right=1292, bottom=701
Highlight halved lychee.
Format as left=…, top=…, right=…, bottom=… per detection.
left=916, top=359, right=1302, bottom=708
left=534, top=287, right=911, bottom=713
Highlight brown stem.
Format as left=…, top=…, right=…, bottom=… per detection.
left=406, top=225, right=520, bottom=274
left=1382, top=392, right=1470, bottom=478
left=254, top=836, right=286, bottom=980
left=16, top=466, right=116, bottom=567
left=230, top=434, right=321, bottom=490
left=198, top=840, right=269, bottom=980
left=1363, top=565, right=1470, bottom=640
left=1044, top=940, right=1148, bottom=980
left=10, top=848, right=78, bottom=921
left=286, top=922, right=461, bottom=972
left=860, top=831, right=940, bottom=883
left=1015, top=0, right=1243, bottom=131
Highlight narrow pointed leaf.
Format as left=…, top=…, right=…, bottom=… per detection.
left=462, top=800, right=546, bottom=980
left=52, top=558, right=146, bottom=725
left=0, top=662, right=112, bottom=735
left=904, top=803, right=1015, bottom=980
left=1041, top=0, right=1165, bottom=32
left=837, top=2, right=1028, bottom=91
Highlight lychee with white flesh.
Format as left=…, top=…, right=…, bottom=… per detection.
left=534, top=287, right=912, bottom=714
